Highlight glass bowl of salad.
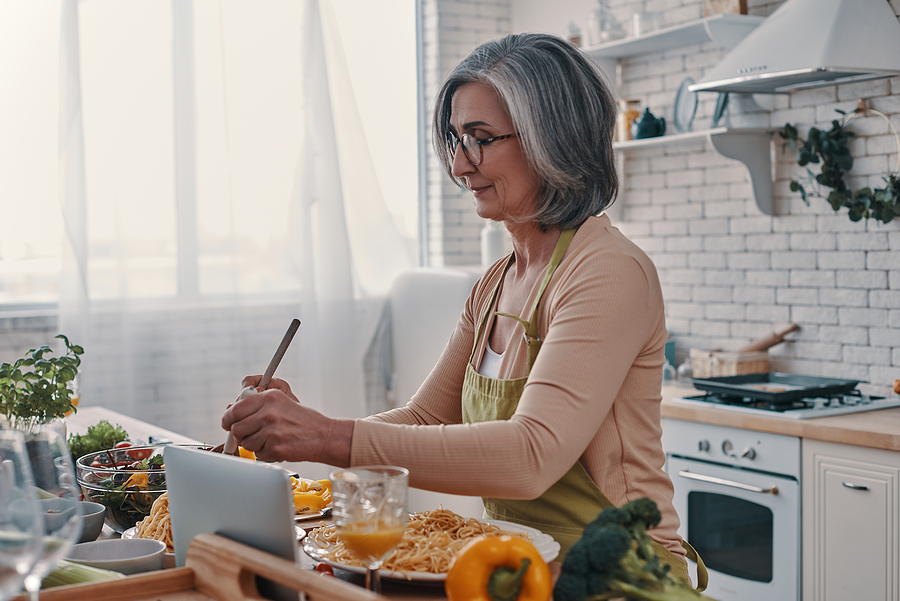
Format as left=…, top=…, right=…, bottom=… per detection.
left=75, top=443, right=207, bottom=533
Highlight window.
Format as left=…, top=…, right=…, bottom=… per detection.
left=0, top=0, right=418, bottom=307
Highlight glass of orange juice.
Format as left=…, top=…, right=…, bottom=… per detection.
left=330, top=466, right=408, bottom=592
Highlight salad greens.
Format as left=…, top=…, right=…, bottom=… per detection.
left=67, top=420, right=130, bottom=460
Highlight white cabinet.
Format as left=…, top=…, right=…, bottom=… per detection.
left=802, top=439, right=900, bottom=601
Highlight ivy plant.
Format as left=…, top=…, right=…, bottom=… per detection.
left=780, top=112, right=899, bottom=223
left=0, top=334, right=83, bottom=431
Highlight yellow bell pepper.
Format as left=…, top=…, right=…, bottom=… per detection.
left=445, top=535, right=553, bottom=601
left=237, top=447, right=256, bottom=460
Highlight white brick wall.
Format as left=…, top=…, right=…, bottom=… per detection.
left=422, top=0, right=900, bottom=395
left=422, top=0, right=513, bottom=267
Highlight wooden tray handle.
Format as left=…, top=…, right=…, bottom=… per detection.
left=187, top=533, right=386, bottom=601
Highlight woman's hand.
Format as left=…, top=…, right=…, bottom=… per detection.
left=221, top=382, right=354, bottom=465
left=240, top=375, right=300, bottom=402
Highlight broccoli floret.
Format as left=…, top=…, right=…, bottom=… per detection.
left=586, top=496, right=662, bottom=563
left=554, top=498, right=711, bottom=601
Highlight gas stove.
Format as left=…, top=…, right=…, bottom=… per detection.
left=672, top=372, right=900, bottom=419
left=673, top=390, right=900, bottom=419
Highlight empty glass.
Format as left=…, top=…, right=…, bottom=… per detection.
left=21, top=428, right=82, bottom=600
left=0, top=431, right=42, bottom=601
left=330, top=466, right=408, bottom=593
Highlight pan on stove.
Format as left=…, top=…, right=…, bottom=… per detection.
left=691, top=372, right=861, bottom=405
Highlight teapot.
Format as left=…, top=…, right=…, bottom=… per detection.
left=631, top=108, right=666, bottom=139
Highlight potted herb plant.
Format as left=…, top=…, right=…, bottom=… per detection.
left=0, top=334, right=84, bottom=434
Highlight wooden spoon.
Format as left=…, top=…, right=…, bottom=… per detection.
left=219, top=319, right=301, bottom=455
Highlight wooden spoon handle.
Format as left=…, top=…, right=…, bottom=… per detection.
left=258, top=318, right=301, bottom=391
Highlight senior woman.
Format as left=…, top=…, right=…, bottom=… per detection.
left=223, top=33, right=700, bottom=580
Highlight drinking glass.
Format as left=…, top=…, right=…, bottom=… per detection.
left=330, top=466, right=408, bottom=593
left=0, top=431, right=43, bottom=601
left=21, top=428, right=82, bottom=600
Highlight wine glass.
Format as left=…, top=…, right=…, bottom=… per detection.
left=0, top=431, right=43, bottom=601
left=330, top=466, right=408, bottom=593
left=21, top=428, right=82, bottom=600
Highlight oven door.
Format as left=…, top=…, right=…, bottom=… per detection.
left=667, top=455, right=800, bottom=601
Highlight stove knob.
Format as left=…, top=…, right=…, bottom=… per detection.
left=721, top=440, right=736, bottom=457
left=741, top=447, right=757, bottom=460
left=698, top=440, right=710, bottom=452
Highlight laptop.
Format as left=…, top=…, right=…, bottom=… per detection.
left=164, top=445, right=298, bottom=600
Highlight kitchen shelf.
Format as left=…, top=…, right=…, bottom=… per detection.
left=615, top=127, right=775, bottom=215
left=583, top=14, right=765, bottom=60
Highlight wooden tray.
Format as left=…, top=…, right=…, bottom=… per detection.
left=15, top=533, right=385, bottom=601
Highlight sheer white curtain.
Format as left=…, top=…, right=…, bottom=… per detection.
left=56, top=0, right=412, bottom=444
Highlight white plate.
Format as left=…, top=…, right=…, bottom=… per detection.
left=673, top=76, right=698, bottom=133
left=301, top=519, right=561, bottom=583
left=294, top=508, right=330, bottom=522
left=122, top=526, right=174, bottom=560
left=123, top=523, right=306, bottom=553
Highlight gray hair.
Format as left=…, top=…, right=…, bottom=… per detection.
left=432, top=33, right=619, bottom=230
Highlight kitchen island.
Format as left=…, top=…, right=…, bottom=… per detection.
left=50, top=406, right=552, bottom=601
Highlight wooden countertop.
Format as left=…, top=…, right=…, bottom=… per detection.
left=661, top=385, right=900, bottom=452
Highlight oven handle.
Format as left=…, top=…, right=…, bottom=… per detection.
left=677, top=469, right=779, bottom=495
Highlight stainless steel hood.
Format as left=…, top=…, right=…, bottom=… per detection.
left=689, top=0, right=900, bottom=94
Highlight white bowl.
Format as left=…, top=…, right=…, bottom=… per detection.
left=39, top=498, right=106, bottom=543
left=66, top=538, right=166, bottom=575
left=78, top=501, right=107, bottom=543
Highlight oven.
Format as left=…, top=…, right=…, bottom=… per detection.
left=663, top=418, right=801, bottom=601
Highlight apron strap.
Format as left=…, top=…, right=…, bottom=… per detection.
left=514, top=227, right=578, bottom=369
left=469, top=253, right=515, bottom=365
left=681, top=539, right=709, bottom=592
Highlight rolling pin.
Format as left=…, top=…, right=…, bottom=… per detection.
left=738, top=324, right=800, bottom=353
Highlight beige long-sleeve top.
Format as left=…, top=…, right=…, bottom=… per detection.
left=351, top=214, right=684, bottom=557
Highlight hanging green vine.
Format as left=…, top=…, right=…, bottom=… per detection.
left=779, top=110, right=899, bottom=223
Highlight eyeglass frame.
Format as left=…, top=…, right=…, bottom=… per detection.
left=445, top=131, right=517, bottom=166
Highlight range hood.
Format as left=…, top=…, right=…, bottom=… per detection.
left=689, top=0, right=900, bottom=94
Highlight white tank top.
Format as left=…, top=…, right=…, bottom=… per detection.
left=477, top=342, right=504, bottom=379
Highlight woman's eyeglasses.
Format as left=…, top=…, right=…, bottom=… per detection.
left=446, top=132, right=516, bottom=166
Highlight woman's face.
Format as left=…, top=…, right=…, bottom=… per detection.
left=449, top=82, right=541, bottom=222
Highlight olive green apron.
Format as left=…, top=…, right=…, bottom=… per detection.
left=461, top=227, right=707, bottom=590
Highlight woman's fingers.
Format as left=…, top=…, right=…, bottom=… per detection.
left=241, top=374, right=263, bottom=389
left=239, top=375, right=298, bottom=400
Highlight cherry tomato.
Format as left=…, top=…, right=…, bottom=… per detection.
left=127, top=448, right=153, bottom=460
left=114, top=441, right=133, bottom=449
left=314, top=564, right=335, bottom=577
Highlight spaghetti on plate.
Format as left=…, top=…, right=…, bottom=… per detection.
left=307, top=508, right=529, bottom=575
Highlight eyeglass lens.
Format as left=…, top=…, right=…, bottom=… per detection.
left=448, top=133, right=482, bottom=165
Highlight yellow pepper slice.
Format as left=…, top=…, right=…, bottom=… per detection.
left=237, top=447, right=256, bottom=460
left=293, top=492, right=329, bottom=514
left=123, top=473, right=149, bottom=489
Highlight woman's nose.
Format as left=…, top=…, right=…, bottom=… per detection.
left=450, top=143, right=475, bottom=178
